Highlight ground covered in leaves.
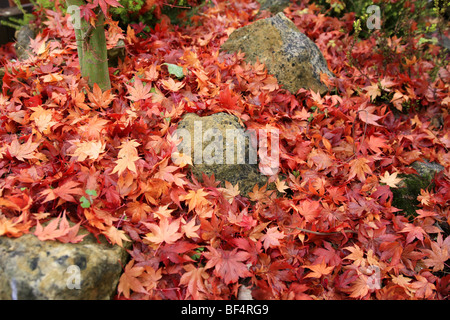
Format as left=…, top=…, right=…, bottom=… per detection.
left=0, top=0, right=449, bottom=299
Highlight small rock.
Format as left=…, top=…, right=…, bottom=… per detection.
left=392, top=160, right=445, bottom=217
left=0, top=229, right=129, bottom=300
left=256, top=0, right=290, bottom=14
left=221, top=12, right=334, bottom=94
left=175, top=113, right=270, bottom=196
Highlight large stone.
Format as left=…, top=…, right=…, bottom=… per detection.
left=392, top=160, right=445, bottom=217
left=0, top=229, right=129, bottom=300
left=176, top=113, right=270, bottom=196
left=220, top=12, right=334, bottom=94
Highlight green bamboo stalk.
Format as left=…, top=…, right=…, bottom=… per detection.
left=66, top=0, right=111, bottom=91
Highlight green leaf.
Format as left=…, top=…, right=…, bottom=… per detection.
left=85, top=189, right=97, bottom=196
left=163, top=63, right=184, bottom=79
left=80, top=196, right=91, bottom=208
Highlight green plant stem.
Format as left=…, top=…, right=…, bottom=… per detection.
left=66, top=0, right=111, bottom=91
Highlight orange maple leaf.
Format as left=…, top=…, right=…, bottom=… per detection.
left=143, top=218, right=183, bottom=246
left=126, top=77, right=153, bottom=101
left=181, top=217, right=200, bottom=239
left=181, top=188, right=210, bottom=212
left=180, top=264, right=210, bottom=299
left=348, top=157, right=373, bottom=182
left=118, top=260, right=147, bottom=299
left=304, top=262, right=334, bottom=278
left=160, top=77, right=185, bottom=92
left=8, top=136, right=40, bottom=162
left=87, top=83, right=115, bottom=109
left=103, top=225, right=130, bottom=247
left=34, top=212, right=86, bottom=243
left=111, top=139, right=141, bottom=176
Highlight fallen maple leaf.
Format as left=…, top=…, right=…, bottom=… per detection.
left=363, top=82, right=381, bottom=101
left=118, top=260, right=147, bottom=299
left=103, top=225, right=130, bottom=247
left=421, top=234, right=450, bottom=272
left=379, top=171, right=402, bottom=188
left=143, top=217, right=183, bottom=246
left=69, top=139, right=106, bottom=162
left=220, top=181, right=240, bottom=203
left=160, top=77, right=185, bottom=92
left=304, top=262, right=334, bottom=278
left=295, top=200, right=321, bottom=223
left=0, top=215, right=31, bottom=237
left=8, top=136, right=40, bottom=161
left=410, top=274, right=436, bottom=299
left=87, top=83, right=115, bottom=109
left=348, top=157, right=372, bottom=182
left=275, top=177, right=289, bottom=193
left=181, top=217, right=200, bottom=239
left=34, top=212, right=86, bottom=243
left=40, top=180, right=84, bottom=204
left=181, top=188, right=210, bottom=212
left=111, top=139, right=141, bottom=176
left=358, top=106, right=382, bottom=127
left=400, top=224, right=427, bottom=244
left=204, top=247, right=251, bottom=284
left=344, top=245, right=366, bottom=267
left=261, top=226, right=284, bottom=250
left=126, top=77, right=153, bottom=101
left=180, top=264, right=210, bottom=299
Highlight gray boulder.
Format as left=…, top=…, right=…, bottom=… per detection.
left=0, top=230, right=129, bottom=300
left=221, top=12, right=334, bottom=94
left=175, top=113, right=272, bottom=196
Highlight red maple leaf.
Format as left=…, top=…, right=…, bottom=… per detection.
left=93, top=0, right=123, bottom=16
left=204, top=247, right=252, bottom=284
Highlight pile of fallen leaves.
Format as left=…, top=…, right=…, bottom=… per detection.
left=0, top=0, right=449, bottom=299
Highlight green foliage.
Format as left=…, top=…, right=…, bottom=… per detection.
left=0, top=0, right=56, bottom=30
left=163, top=63, right=185, bottom=79
left=317, top=0, right=438, bottom=39
left=110, top=0, right=149, bottom=27
left=110, top=0, right=205, bottom=32
left=80, top=189, right=97, bottom=208
left=0, top=0, right=34, bottom=30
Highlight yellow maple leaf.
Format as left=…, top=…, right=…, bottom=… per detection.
left=111, top=139, right=141, bottom=176
left=181, top=188, right=210, bottom=212
left=379, top=171, right=402, bottom=188
left=70, top=139, right=105, bottom=162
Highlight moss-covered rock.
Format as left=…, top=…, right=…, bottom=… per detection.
left=256, top=0, right=290, bottom=14
left=176, top=113, right=269, bottom=197
left=0, top=226, right=129, bottom=300
left=392, top=160, right=444, bottom=217
left=220, top=12, right=334, bottom=94
left=14, top=25, right=35, bottom=61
